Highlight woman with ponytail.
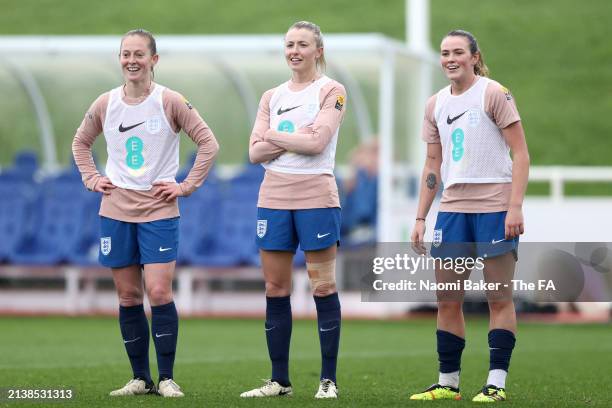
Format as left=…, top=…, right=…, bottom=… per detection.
left=409, top=29, right=530, bottom=403
left=72, top=29, right=219, bottom=398
left=240, top=20, right=346, bottom=400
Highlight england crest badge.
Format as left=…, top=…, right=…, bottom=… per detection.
left=101, top=237, right=111, bottom=255
left=146, top=115, right=162, bottom=134
left=257, top=220, right=267, bottom=238
left=432, top=229, right=442, bottom=248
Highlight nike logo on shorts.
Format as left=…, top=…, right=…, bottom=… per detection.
left=317, top=233, right=331, bottom=239
left=491, top=239, right=505, bottom=244
left=159, top=247, right=172, bottom=252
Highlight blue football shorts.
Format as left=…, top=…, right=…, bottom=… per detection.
left=99, top=216, right=179, bottom=268
left=256, top=207, right=341, bottom=252
left=430, top=211, right=518, bottom=260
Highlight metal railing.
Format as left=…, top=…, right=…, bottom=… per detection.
left=529, top=166, right=612, bottom=201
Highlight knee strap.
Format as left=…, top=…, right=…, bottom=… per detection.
left=306, top=259, right=337, bottom=292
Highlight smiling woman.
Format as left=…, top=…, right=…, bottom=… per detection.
left=71, top=28, right=219, bottom=398
left=409, top=29, right=530, bottom=403
left=241, top=20, right=347, bottom=400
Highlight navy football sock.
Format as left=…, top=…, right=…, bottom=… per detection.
left=488, top=329, right=516, bottom=372
left=151, top=301, right=179, bottom=382
left=314, top=292, right=341, bottom=383
left=119, top=304, right=151, bottom=382
left=265, top=296, right=292, bottom=386
left=437, top=329, right=465, bottom=374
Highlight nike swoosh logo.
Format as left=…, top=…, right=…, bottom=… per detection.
left=277, top=105, right=301, bottom=115
left=265, top=326, right=276, bottom=331
left=124, top=337, right=141, bottom=344
left=155, top=333, right=173, bottom=338
left=446, top=110, right=468, bottom=125
left=317, top=233, right=331, bottom=239
left=320, top=326, right=338, bottom=332
left=118, top=121, right=145, bottom=132
left=159, top=247, right=172, bottom=252
left=491, top=239, right=505, bottom=244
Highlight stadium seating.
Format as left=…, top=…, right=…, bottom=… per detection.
left=177, top=180, right=221, bottom=265
left=0, top=150, right=39, bottom=182
left=189, top=198, right=260, bottom=266
left=0, top=151, right=43, bottom=263
left=0, top=151, right=378, bottom=267
left=188, top=168, right=260, bottom=267
left=0, top=181, right=36, bottom=263
left=65, top=193, right=101, bottom=266
left=8, top=178, right=95, bottom=265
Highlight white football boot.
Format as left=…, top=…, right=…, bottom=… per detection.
left=109, top=378, right=155, bottom=396
left=240, top=379, right=293, bottom=398
left=158, top=378, right=184, bottom=397
left=315, top=379, right=338, bottom=399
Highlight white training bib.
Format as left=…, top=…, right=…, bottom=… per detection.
left=435, top=76, right=513, bottom=188
left=103, top=84, right=179, bottom=191
left=263, top=76, right=338, bottom=175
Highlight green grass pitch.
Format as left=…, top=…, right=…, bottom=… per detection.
left=1, top=316, right=610, bottom=407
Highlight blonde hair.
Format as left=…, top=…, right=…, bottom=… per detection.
left=288, top=21, right=326, bottom=72
left=445, top=29, right=489, bottom=77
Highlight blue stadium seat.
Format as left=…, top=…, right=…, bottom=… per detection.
left=2, top=150, right=39, bottom=182
left=0, top=180, right=37, bottom=263
left=9, top=178, right=94, bottom=265
left=189, top=178, right=260, bottom=267
left=65, top=192, right=101, bottom=266
left=189, top=199, right=259, bottom=267
left=177, top=180, right=221, bottom=265
left=45, top=160, right=102, bottom=266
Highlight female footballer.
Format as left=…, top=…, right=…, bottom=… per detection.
left=72, top=29, right=219, bottom=397
left=240, top=21, right=346, bottom=399
left=410, top=29, right=530, bottom=402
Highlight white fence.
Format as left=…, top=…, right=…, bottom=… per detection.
left=529, top=166, right=612, bottom=202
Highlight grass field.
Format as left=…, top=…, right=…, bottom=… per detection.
left=1, top=317, right=611, bottom=407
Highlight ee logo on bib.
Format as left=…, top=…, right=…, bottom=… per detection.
left=126, top=136, right=144, bottom=169
left=277, top=120, right=295, bottom=133
left=451, top=128, right=464, bottom=162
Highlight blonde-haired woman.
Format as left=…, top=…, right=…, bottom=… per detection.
left=240, top=21, right=347, bottom=399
